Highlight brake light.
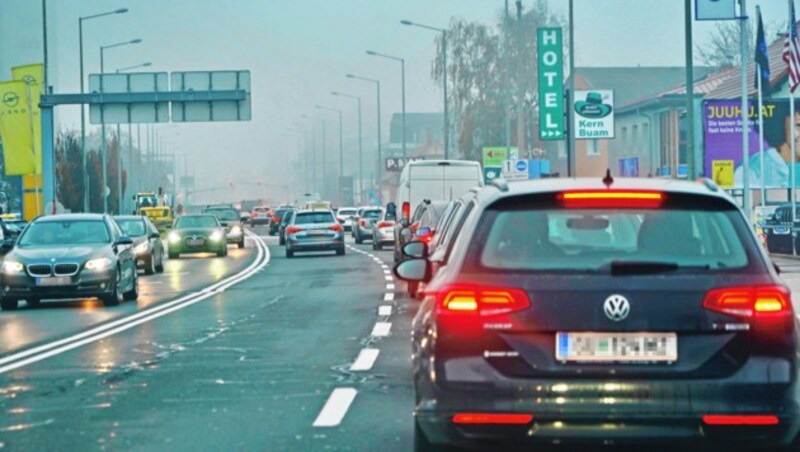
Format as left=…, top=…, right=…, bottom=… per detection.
left=272, top=216, right=281, bottom=223
left=410, top=222, right=419, bottom=233
left=252, top=212, right=258, bottom=217
left=436, top=284, right=530, bottom=316
left=402, top=202, right=410, bottom=220
left=360, top=220, right=367, bottom=227
left=377, top=221, right=393, bottom=229
left=452, top=413, right=533, bottom=425
left=286, top=226, right=302, bottom=234
left=558, top=190, right=665, bottom=209
left=703, top=285, right=792, bottom=319
left=702, top=415, right=779, bottom=426
left=328, top=224, right=343, bottom=232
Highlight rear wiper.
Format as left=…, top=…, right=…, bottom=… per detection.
left=608, top=260, right=710, bottom=275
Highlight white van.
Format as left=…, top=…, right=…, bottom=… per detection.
left=395, top=160, right=483, bottom=220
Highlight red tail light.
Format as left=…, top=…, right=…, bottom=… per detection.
left=328, top=224, right=343, bottom=232
left=377, top=221, right=394, bottom=229
left=286, top=226, right=302, bottom=234
left=272, top=217, right=281, bottom=223
left=410, top=222, right=419, bottom=233
left=252, top=212, right=258, bottom=217
left=360, top=220, right=367, bottom=227
left=435, top=284, right=530, bottom=316
left=702, top=415, right=779, bottom=426
left=703, top=285, right=792, bottom=319
left=558, top=190, right=665, bottom=209
left=452, top=413, right=533, bottom=425
left=402, top=201, right=410, bottom=220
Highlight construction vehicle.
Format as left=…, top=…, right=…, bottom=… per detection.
left=134, top=188, right=174, bottom=231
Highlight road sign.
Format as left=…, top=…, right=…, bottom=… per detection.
left=483, top=147, right=512, bottom=168
left=89, top=72, right=170, bottom=124
left=574, top=90, right=615, bottom=140
left=483, top=167, right=502, bottom=184
left=502, top=159, right=529, bottom=181
left=171, top=70, right=251, bottom=122
left=537, top=28, right=565, bottom=141
left=385, top=157, right=424, bottom=172
left=695, top=0, right=736, bottom=20
left=712, top=160, right=734, bottom=188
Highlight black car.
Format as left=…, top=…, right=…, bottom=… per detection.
left=278, top=209, right=295, bottom=246
left=115, top=215, right=165, bottom=275
left=0, top=214, right=138, bottom=310
left=764, top=203, right=799, bottom=255
left=270, top=207, right=293, bottom=236
left=203, top=207, right=245, bottom=249
left=395, top=177, right=800, bottom=451
left=167, top=214, right=228, bottom=259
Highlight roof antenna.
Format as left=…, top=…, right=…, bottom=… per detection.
left=602, top=169, right=614, bottom=188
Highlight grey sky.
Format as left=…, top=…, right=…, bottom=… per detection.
left=2, top=0, right=794, bottom=202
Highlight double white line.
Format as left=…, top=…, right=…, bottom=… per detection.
left=0, top=231, right=271, bottom=375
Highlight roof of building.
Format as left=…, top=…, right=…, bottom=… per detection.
left=618, top=66, right=738, bottom=112
left=574, top=66, right=717, bottom=107
left=706, top=30, right=789, bottom=99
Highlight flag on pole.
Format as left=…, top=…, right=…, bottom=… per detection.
left=755, top=8, right=770, bottom=93
left=784, top=0, right=800, bottom=93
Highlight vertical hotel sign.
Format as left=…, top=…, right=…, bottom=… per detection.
left=537, top=28, right=565, bottom=140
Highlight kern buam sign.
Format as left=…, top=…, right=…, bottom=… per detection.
left=537, top=28, right=565, bottom=141
left=574, top=90, right=615, bottom=140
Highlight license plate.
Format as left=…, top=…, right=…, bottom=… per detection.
left=556, top=332, right=677, bottom=363
left=773, top=226, right=791, bottom=235
left=187, top=239, right=205, bottom=246
left=36, top=276, right=71, bottom=287
left=308, top=230, right=328, bottom=236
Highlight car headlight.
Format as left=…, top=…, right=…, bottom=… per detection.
left=2, top=260, right=24, bottom=274
left=230, top=225, right=242, bottom=235
left=210, top=230, right=225, bottom=242
left=133, top=241, right=150, bottom=254
left=85, top=257, right=113, bottom=271
left=168, top=231, right=181, bottom=244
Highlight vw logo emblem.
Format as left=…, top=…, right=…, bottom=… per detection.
left=603, top=294, right=630, bottom=322
left=2, top=91, right=19, bottom=108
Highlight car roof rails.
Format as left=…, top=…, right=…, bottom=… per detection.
left=696, top=177, right=720, bottom=192
left=490, top=179, right=509, bottom=192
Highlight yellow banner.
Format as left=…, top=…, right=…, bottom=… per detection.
left=22, top=174, right=42, bottom=221
left=0, top=80, right=36, bottom=175
left=12, top=63, right=43, bottom=174
left=712, top=159, right=734, bottom=189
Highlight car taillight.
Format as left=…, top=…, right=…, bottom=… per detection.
left=328, top=224, right=343, bottom=232
left=703, top=285, right=793, bottom=340
left=377, top=221, right=393, bottom=229
left=452, top=413, right=533, bottom=425
left=272, top=217, right=281, bottom=223
left=702, top=415, right=779, bottom=426
left=558, top=190, right=665, bottom=209
left=410, top=222, right=419, bottom=233
left=252, top=212, right=258, bottom=217
left=435, top=284, right=530, bottom=316
left=402, top=202, right=410, bottom=220
left=419, top=232, right=434, bottom=244
left=286, top=226, right=302, bottom=234
left=360, top=220, right=367, bottom=227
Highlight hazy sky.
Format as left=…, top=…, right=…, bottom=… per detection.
left=2, top=0, right=794, bottom=202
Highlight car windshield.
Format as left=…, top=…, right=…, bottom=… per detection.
left=204, top=209, right=239, bottom=221
left=475, top=208, right=749, bottom=272
left=176, top=216, right=218, bottom=229
left=294, top=212, right=335, bottom=225
left=115, top=219, right=147, bottom=237
left=18, top=220, right=110, bottom=246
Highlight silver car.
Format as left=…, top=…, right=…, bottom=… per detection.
left=353, top=207, right=382, bottom=244
left=370, top=209, right=396, bottom=251
left=336, top=207, right=358, bottom=232
left=285, top=210, right=345, bottom=258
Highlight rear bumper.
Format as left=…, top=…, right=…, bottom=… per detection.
left=287, top=237, right=344, bottom=252
left=415, top=356, right=800, bottom=448
left=250, top=218, right=271, bottom=225
left=374, top=229, right=394, bottom=244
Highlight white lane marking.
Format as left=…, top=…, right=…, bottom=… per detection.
left=383, top=293, right=395, bottom=302
left=371, top=322, right=392, bottom=337
left=381, top=265, right=389, bottom=270
left=384, top=275, right=393, bottom=281
left=386, top=284, right=395, bottom=290
left=383, top=269, right=391, bottom=275
left=349, top=348, right=380, bottom=371
left=313, top=388, right=358, bottom=427
left=0, top=231, right=270, bottom=374
left=378, top=305, right=392, bottom=316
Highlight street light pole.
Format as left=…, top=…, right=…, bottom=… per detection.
left=99, top=38, right=141, bottom=214
left=332, top=92, right=363, bottom=202
left=316, top=105, right=344, bottom=204
left=367, top=50, right=406, bottom=158
left=78, top=7, right=128, bottom=212
left=346, top=73, right=382, bottom=194
left=401, top=20, right=448, bottom=158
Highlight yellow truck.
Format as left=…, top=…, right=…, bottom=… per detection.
left=134, top=192, right=173, bottom=231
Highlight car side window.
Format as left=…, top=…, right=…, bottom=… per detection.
left=443, top=201, right=476, bottom=263
left=439, top=202, right=463, bottom=246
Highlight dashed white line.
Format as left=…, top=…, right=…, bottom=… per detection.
left=383, top=293, right=395, bottom=302
left=371, top=322, right=392, bottom=337
left=312, top=388, right=358, bottom=427
left=384, top=275, right=393, bottom=282
left=349, top=348, right=381, bottom=371
left=378, top=305, right=392, bottom=316
left=386, top=284, right=395, bottom=290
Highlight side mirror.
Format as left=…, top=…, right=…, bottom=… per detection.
left=393, top=258, right=431, bottom=283
left=415, top=227, right=432, bottom=237
left=402, top=241, right=428, bottom=259
left=115, top=236, right=134, bottom=246
left=1, top=240, right=14, bottom=251
left=150, top=232, right=161, bottom=239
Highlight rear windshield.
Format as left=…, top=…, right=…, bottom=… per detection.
left=474, top=207, right=750, bottom=272
left=116, top=219, right=146, bottom=237
left=19, top=220, right=111, bottom=246
left=295, top=212, right=335, bottom=224
left=204, top=209, right=239, bottom=221
left=255, top=207, right=269, bottom=212
left=338, top=209, right=357, bottom=216
left=362, top=210, right=381, bottom=219
left=176, top=216, right=219, bottom=229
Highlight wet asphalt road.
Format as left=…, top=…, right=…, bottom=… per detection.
left=3, top=231, right=800, bottom=450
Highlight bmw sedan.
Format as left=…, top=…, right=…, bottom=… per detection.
left=167, top=214, right=228, bottom=259
left=395, top=177, right=800, bottom=451
left=203, top=206, right=245, bottom=249
left=0, top=214, right=138, bottom=310
left=285, top=210, right=345, bottom=258
left=115, top=215, right=165, bottom=275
